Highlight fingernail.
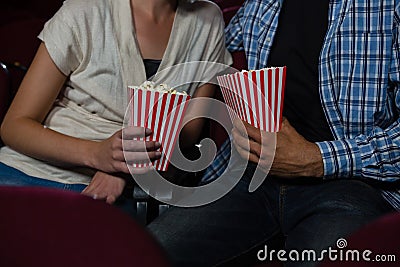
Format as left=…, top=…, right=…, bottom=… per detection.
left=145, top=128, right=152, bottom=135
left=155, top=142, right=161, bottom=147
left=156, top=152, right=162, bottom=157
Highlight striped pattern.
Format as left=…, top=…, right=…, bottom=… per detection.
left=129, top=87, right=190, bottom=171
left=203, top=0, right=400, bottom=209
left=217, top=67, right=286, bottom=132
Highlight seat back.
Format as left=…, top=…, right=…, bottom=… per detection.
left=318, top=212, right=400, bottom=267
left=0, top=186, right=171, bottom=267
left=0, top=18, right=46, bottom=95
left=213, top=0, right=245, bottom=24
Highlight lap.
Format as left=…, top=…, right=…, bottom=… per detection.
left=0, top=162, right=86, bottom=192
left=149, top=162, right=394, bottom=267
left=279, top=179, right=394, bottom=267
left=148, top=176, right=281, bottom=267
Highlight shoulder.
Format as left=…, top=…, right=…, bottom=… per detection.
left=56, top=0, right=110, bottom=23
left=179, top=0, right=223, bottom=22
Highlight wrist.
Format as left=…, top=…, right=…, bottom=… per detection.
left=306, top=143, right=324, bottom=178
left=82, top=140, right=99, bottom=169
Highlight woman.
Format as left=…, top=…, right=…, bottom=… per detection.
left=0, top=0, right=231, bottom=214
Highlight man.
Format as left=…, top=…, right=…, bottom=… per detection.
left=149, top=0, right=400, bottom=266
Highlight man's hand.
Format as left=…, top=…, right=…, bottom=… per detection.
left=232, top=117, right=324, bottom=178
left=81, top=171, right=126, bottom=204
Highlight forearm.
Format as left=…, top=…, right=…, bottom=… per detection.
left=1, top=116, right=96, bottom=168
left=316, top=119, right=400, bottom=180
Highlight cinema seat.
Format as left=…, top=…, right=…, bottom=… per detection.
left=0, top=186, right=171, bottom=267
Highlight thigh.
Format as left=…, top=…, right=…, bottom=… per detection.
left=0, top=162, right=86, bottom=192
left=147, top=177, right=280, bottom=267
left=283, top=179, right=394, bottom=267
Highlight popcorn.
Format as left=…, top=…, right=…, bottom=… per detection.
left=127, top=82, right=191, bottom=171
left=217, top=67, right=286, bottom=132
left=132, top=81, right=187, bottom=95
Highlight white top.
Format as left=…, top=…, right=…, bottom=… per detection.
left=0, top=0, right=232, bottom=185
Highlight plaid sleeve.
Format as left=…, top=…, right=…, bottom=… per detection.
left=317, top=120, right=400, bottom=181
left=225, top=4, right=245, bottom=52
left=317, top=22, right=400, bottom=181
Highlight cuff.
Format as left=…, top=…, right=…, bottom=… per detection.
left=316, top=138, right=362, bottom=179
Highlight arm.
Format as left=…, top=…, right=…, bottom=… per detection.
left=316, top=23, right=400, bottom=181
left=0, top=43, right=161, bottom=174
left=225, top=4, right=245, bottom=52
left=179, top=83, right=216, bottom=149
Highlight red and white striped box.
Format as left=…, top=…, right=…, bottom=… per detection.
left=217, top=67, right=286, bottom=132
left=128, top=85, right=191, bottom=171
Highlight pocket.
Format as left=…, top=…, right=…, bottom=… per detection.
left=335, top=31, right=392, bottom=75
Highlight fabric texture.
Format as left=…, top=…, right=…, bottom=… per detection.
left=203, top=0, right=400, bottom=210
left=0, top=0, right=232, bottom=185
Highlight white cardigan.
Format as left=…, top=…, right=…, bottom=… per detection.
left=0, top=0, right=232, bottom=185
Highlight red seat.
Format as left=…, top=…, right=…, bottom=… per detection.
left=213, top=0, right=244, bottom=24
left=0, top=1, right=63, bottom=26
left=0, top=186, right=171, bottom=267
left=319, top=212, right=400, bottom=267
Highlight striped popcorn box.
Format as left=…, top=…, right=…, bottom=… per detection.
left=217, top=67, right=286, bottom=132
left=128, top=84, right=190, bottom=171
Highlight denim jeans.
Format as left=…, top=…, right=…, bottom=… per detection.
left=148, top=162, right=394, bottom=267
left=0, top=162, right=136, bottom=217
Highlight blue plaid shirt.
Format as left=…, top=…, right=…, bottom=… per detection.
left=203, top=0, right=400, bottom=209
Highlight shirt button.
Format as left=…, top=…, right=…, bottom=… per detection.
left=266, top=37, right=271, bottom=42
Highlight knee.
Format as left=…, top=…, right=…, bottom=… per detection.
left=314, top=180, right=391, bottom=216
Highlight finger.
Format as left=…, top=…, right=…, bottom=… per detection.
left=129, top=166, right=154, bottom=175
left=233, top=139, right=260, bottom=164
left=233, top=118, right=247, bottom=136
left=233, top=119, right=262, bottom=143
left=124, top=151, right=161, bottom=164
left=244, top=122, right=262, bottom=143
left=82, top=191, right=107, bottom=201
left=122, top=127, right=152, bottom=139
left=106, top=195, right=117, bottom=205
left=92, top=193, right=107, bottom=200
left=123, top=140, right=161, bottom=152
left=113, top=149, right=161, bottom=162
left=81, top=185, right=91, bottom=194
left=232, top=128, right=262, bottom=157
left=258, top=132, right=276, bottom=160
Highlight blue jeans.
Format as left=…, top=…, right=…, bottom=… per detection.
left=148, top=162, right=394, bottom=267
left=0, top=162, right=136, bottom=217
left=0, top=162, right=87, bottom=191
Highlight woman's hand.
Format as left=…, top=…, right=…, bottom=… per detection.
left=81, top=171, right=126, bottom=204
left=90, top=127, right=162, bottom=174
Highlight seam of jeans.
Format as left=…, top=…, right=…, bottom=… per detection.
left=213, top=228, right=282, bottom=267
